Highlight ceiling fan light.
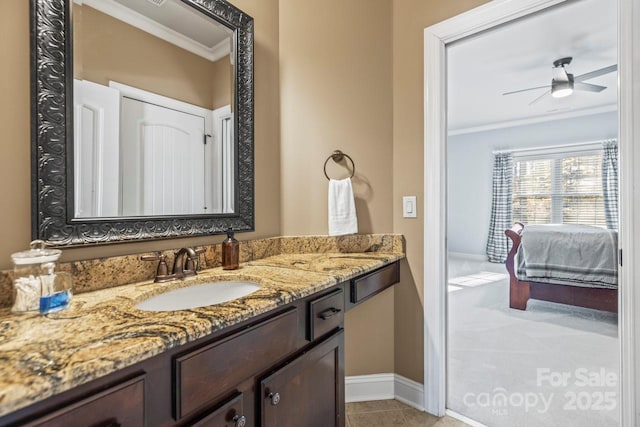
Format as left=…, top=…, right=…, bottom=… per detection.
left=552, top=87, right=573, bottom=98
left=551, top=78, right=574, bottom=98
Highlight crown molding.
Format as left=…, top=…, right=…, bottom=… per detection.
left=75, top=0, right=230, bottom=62
left=448, top=104, right=617, bottom=136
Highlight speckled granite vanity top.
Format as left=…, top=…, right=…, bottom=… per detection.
left=0, top=234, right=404, bottom=416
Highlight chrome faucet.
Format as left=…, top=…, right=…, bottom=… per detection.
left=141, top=247, right=204, bottom=282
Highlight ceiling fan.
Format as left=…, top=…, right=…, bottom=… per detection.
left=502, top=57, right=617, bottom=105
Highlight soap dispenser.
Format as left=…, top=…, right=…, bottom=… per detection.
left=222, top=228, right=239, bottom=270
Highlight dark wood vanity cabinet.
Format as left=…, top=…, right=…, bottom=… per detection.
left=260, top=331, right=344, bottom=427
left=350, top=262, right=399, bottom=305
left=21, top=375, right=146, bottom=427
left=168, top=287, right=347, bottom=427
left=188, top=393, right=245, bottom=427
left=174, top=308, right=300, bottom=420
left=1, top=262, right=399, bottom=427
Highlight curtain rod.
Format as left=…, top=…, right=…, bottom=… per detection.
left=492, top=138, right=617, bottom=155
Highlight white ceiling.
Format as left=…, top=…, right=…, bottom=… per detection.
left=447, top=0, right=617, bottom=133
left=78, top=0, right=233, bottom=61
left=113, top=0, right=232, bottom=48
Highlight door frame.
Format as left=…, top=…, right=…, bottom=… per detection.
left=423, top=0, right=640, bottom=425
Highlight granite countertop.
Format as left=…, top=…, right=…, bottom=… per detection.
left=0, top=250, right=403, bottom=417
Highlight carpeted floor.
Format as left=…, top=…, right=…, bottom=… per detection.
left=447, top=254, right=619, bottom=427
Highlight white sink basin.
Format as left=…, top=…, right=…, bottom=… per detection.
left=135, top=281, right=260, bottom=312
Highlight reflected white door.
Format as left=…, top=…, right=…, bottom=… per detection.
left=211, top=105, right=234, bottom=213
left=120, top=98, right=206, bottom=216
left=73, top=79, right=120, bottom=218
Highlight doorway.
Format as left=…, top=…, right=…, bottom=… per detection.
left=446, top=2, right=619, bottom=425
left=422, top=0, right=638, bottom=425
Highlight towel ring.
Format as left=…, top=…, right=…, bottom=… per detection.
left=324, top=150, right=355, bottom=180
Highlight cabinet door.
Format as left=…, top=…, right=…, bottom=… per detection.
left=175, top=308, right=298, bottom=419
left=189, top=393, right=247, bottom=427
left=260, top=330, right=344, bottom=427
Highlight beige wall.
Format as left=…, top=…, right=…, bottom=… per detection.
left=0, top=0, right=31, bottom=272
left=1, top=0, right=494, bottom=383
left=212, top=55, right=233, bottom=110
left=0, top=0, right=280, bottom=269
left=392, top=0, right=490, bottom=383
left=77, top=5, right=218, bottom=109
left=279, top=0, right=394, bottom=375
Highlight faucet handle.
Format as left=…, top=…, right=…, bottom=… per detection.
left=184, top=247, right=205, bottom=275
left=140, top=251, right=162, bottom=260
left=141, top=252, right=174, bottom=283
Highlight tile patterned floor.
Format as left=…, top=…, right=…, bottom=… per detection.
left=346, top=400, right=471, bottom=427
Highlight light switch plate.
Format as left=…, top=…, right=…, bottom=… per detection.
left=403, top=196, right=417, bottom=218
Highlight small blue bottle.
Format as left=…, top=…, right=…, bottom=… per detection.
left=39, top=262, right=73, bottom=314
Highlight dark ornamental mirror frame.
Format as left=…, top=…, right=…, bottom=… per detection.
left=30, top=0, right=254, bottom=247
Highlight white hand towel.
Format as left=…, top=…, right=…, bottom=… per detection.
left=328, top=178, right=358, bottom=236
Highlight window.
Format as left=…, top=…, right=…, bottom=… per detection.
left=512, top=150, right=606, bottom=226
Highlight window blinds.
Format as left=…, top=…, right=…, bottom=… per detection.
left=512, top=150, right=606, bottom=226
left=513, top=158, right=552, bottom=224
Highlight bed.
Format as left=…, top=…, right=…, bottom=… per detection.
left=505, top=222, right=618, bottom=313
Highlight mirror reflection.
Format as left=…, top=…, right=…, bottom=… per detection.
left=73, top=0, right=235, bottom=218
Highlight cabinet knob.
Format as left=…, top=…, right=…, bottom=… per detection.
left=233, top=414, right=247, bottom=427
left=268, top=392, right=281, bottom=406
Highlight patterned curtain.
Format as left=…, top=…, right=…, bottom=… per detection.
left=602, top=140, right=619, bottom=230
left=486, top=153, right=513, bottom=263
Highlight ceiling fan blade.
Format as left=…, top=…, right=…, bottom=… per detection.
left=574, top=82, right=607, bottom=93
left=574, top=64, right=617, bottom=82
left=528, top=89, right=551, bottom=106
left=503, top=85, right=550, bottom=96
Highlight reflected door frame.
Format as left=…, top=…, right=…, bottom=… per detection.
left=423, top=1, right=639, bottom=426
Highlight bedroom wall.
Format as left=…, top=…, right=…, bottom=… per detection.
left=447, top=110, right=618, bottom=256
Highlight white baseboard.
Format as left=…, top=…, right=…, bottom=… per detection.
left=446, top=409, right=488, bottom=427
left=394, top=375, right=425, bottom=411
left=345, top=374, right=424, bottom=411
left=344, top=374, right=487, bottom=423
left=345, top=374, right=395, bottom=403
left=447, top=251, right=487, bottom=261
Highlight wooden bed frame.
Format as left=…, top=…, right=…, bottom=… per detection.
left=505, top=223, right=618, bottom=313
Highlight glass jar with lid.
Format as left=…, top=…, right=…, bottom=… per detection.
left=11, top=240, right=72, bottom=314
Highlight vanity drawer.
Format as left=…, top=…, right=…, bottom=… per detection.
left=175, top=308, right=298, bottom=419
left=189, top=393, right=244, bottom=427
left=23, top=375, right=145, bottom=427
left=308, top=288, right=344, bottom=341
left=350, top=262, right=399, bottom=304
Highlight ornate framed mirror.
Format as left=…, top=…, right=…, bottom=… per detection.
left=31, top=0, right=254, bottom=247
